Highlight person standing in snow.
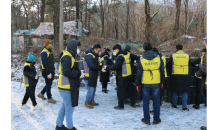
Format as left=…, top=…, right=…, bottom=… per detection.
left=124, top=45, right=140, bottom=103
left=83, top=44, right=102, bottom=109
left=21, top=53, right=41, bottom=110
left=135, top=42, right=164, bottom=125
left=167, top=44, right=191, bottom=111
left=99, top=48, right=113, bottom=93
left=56, top=39, right=84, bottom=130
left=102, top=44, right=136, bottom=110
left=191, top=48, right=206, bottom=109
left=37, top=39, right=56, bottom=103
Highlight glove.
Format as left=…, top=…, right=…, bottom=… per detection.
left=113, top=60, right=116, bottom=64
left=101, top=66, right=107, bottom=72
left=161, top=83, right=163, bottom=89
left=136, top=86, right=141, bottom=92
left=35, top=75, right=39, bottom=80
left=80, top=70, right=85, bottom=78
left=47, top=73, right=52, bottom=79
left=195, top=72, right=201, bottom=78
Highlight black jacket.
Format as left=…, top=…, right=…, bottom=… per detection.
left=84, top=48, right=101, bottom=87
left=127, top=51, right=140, bottom=76
left=23, top=61, right=38, bottom=88
left=166, top=50, right=191, bottom=92
left=135, top=50, right=164, bottom=88
left=59, top=39, right=81, bottom=107
left=106, top=49, right=132, bottom=86
left=100, top=52, right=113, bottom=83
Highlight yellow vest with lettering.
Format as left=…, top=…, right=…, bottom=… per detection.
left=161, top=55, right=167, bottom=78
left=140, top=56, right=161, bottom=84
left=58, top=51, right=75, bottom=89
left=40, top=48, right=50, bottom=69
left=172, top=50, right=189, bottom=75
left=118, top=54, right=132, bottom=77
left=22, top=63, right=32, bottom=87
left=83, top=53, right=95, bottom=77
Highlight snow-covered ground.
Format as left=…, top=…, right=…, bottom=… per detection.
left=11, top=75, right=207, bottom=130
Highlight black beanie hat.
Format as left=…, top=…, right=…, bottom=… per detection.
left=176, top=44, right=183, bottom=50
left=143, top=42, right=152, bottom=50
left=152, top=47, right=159, bottom=52
left=201, top=48, right=206, bottom=52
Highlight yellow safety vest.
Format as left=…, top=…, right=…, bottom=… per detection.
left=172, top=50, right=189, bottom=75
left=40, top=48, right=50, bottom=69
left=22, top=62, right=32, bottom=87
left=83, top=53, right=95, bottom=77
left=140, top=56, right=161, bottom=84
left=118, top=54, right=132, bottom=77
left=58, top=51, right=75, bottom=89
left=198, top=55, right=204, bottom=79
left=161, top=55, right=167, bottom=78
left=99, top=55, right=109, bottom=66
left=205, top=77, right=207, bottom=84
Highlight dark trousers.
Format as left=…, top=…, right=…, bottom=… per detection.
left=102, top=82, right=108, bottom=90
left=117, top=80, right=135, bottom=108
left=41, top=75, right=53, bottom=99
left=22, top=86, right=37, bottom=106
left=204, top=88, right=207, bottom=106
left=195, top=78, right=202, bottom=105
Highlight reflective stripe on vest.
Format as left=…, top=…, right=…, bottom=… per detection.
left=205, top=77, right=207, bottom=84
left=99, top=55, right=108, bottom=66
left=118, top=54, right=132, bottom=77
left=58, top=51, right=75, bottom=89
left=198, top=55, right=204, bottom=79
left=140, top=56, right=161, bottom=84
left=172, top=50, right=189, bottom=75
left=22, top=63, right=32, bottom=87
left=40, top=48, right=50, bottom=69
left=84, top=53, right=95, bottom=77
left=161, top=55, right=167, bottom=78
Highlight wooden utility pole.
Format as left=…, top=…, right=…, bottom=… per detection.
left=59, top=0, right=64, bottom=53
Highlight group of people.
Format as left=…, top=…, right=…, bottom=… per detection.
left=20, top=38, right=207, bottom=130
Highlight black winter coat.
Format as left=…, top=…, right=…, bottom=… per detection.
left=166, top=51, right=191, bottom=92
left=106, top=50, right=132, bottom=86
left=23, top=61, right=38, bottom=88
left=59, top=40, right=81, bottom=107
left=100, top=52, right=113, bottom=83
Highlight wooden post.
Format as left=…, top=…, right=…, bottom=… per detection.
left=59, top=0, right=63, bottom=53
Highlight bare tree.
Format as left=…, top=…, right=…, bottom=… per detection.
left=173, top=0, right=181, bottom=38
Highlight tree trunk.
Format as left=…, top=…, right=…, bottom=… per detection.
left=184, top=0, right=188, bottom=33
left=53, top=0, right=60, bottom=52
left=145, top=0, right=151, bottom=42
left=100, top=0, right=104, bottom=37
left=85, top=0, right=88, bottom=29
left=37, top=2, right=40, bottom=25
left=65, top=2, right=67, bottom=21
left=88, top=13, right=91, bottom=34
left=126, top=0, right=129, bottom=40
left=173, top=0, right=181, bottom=38
left=115, top=18, right=118, bottom=39
left=41, top=0, right=45, bottom=22
left=76, top=0, right=79, bottom=19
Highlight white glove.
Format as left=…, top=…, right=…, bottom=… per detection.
left=101, top=66, right=107, bottom=72
left=80, top=70, right=85, bottom=78
left=35, top=75, right=39, bottom=80
left=47, top=73, right=52, bottom=79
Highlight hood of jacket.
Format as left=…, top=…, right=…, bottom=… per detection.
left=85, top=48, right=99, bottom=57
left=116, top=49, right=127, bottom=56
left=100, top=52, right=110, bottom=58
left=67, top=39, right=80, bottom=57
left=142, top=50, right=158, bottom=60
left=154, top=52, right=162, bottom=58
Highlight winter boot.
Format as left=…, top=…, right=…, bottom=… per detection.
left=68, top=127, right=77, bottom=130
left=114, top=106, right=124, bottom=110
left=172, top=105, right=177, bottom=109
left=200, top=126, right=207, bottom=130
left=21, top=104, right=30, bottom=109
left=37, top=93, right=47, bottom=100
left=153, top=119, right=161, bottom=125
left=85, top=102, right=93, bottom=109
left=182, top=108, right=189, bottom=112
left=55, top=125, right=67, bottom=130
left=91, top=100, right=99, bottom=106
left=124, top=99, right=131, bottom=104
left=141, top=118, right=150, bottom=125
left=102, top=90, right=108, bottom=93
left=33, top=105, right=42, bottom=110
left=192, top=104, right=200, bottom=109
left=47, top=98, right=56, bottom=103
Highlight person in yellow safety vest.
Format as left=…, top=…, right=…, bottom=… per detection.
left=21, top=53, right=41, bottom=110
left=56, top=39, right=83, bottom=130
left=152, top=47, right=167, bottom=106
left=37, top=39, right=56, bottom=103
left=102, top=44, right=136, bottom=110
left=135, top=42, right=164, bottom=125
left=195, top=40, right=207, bottom=107
left=167, top=44, right=191, bottom=112
left=191, top=48, right=206, bottom=109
